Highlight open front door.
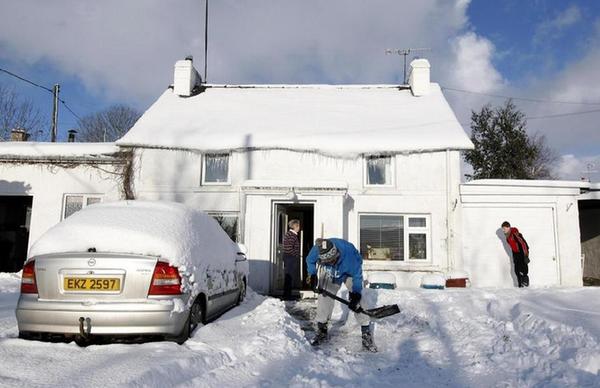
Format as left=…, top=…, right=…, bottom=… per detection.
left=272, top=206, right=288, bottom=294
left=271, top=203, right=314, bottom=296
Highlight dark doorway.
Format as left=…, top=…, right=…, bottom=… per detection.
left=0, top=196, right=32, bottom=272
left=580, top=200, right=600, bottom=286
left=271, top=203, right=314, bottom=296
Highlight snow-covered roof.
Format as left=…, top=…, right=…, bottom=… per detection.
left=463, top=179, right=592, bottom=189
left=29, top=200, right=237, bottom=269
left=0, top=142, right=120, bottom=162
left=117, top=83, right=473, bottom=157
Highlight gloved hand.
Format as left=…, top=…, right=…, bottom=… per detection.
left=310, top=275, right=319, bottom=293
left=348, top=292, right=362, bottom=312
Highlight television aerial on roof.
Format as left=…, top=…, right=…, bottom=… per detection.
left=385, top=47, right=431, bottom=84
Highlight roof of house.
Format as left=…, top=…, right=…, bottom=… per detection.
left=0, top=142, right=121, bottom=162
left=117, top=83, right=473, bottom=157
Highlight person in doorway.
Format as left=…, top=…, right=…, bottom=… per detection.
left=306, top=238, right=377, bottom=352
left=282, top=219, right=301, bottom=300
left=502, top=221, right=530, bottom=288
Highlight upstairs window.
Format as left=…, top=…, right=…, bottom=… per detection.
left=365, top=155, right=393, bottom=186
left=203, top=153, right=230, bottom=185
left=63, top=194, right=102, bottom=219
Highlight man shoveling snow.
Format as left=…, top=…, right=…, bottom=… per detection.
left=306, top=238, right=378, bottom=352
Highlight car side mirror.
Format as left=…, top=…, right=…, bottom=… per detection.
left=237, top=243, right=248, bottom=256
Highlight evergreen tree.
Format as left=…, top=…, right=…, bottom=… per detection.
left=465, top=100, right=556, bottom=180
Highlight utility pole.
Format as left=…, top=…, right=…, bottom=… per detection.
left=385, top=48, right=431, bottom=84
left=204, top=0, right=209, bottom=83
left=50, top=84, right=60, bottom=142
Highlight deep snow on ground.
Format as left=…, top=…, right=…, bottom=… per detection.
left=1, top=272, right=599, bottom=387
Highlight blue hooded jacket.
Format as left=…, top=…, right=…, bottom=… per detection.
left=306, top=238, right=364, bottom=293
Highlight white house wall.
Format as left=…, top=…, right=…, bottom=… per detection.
left=0, top=163, right=121, bottom=253
left=461, top=182, right=583, bottom=287
left=135, top=148, right=463, bottom=291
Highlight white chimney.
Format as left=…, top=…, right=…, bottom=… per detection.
left=408, top=58, right=430, bottom=97
left=173, top=57, right=202, bottom=97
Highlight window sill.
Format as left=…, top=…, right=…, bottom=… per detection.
left=201, top=182, right=232, bottom=186
left=363, top=260, right=435, bottom=271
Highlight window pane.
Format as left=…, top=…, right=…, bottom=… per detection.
left=211, top=214, right=239, bottom=242
left=409, top=217, right=426, bottom=228
left=366, top=156, right=391, bottom=185
left=409, top=233, right=427, bottom=260
left=64, top=196, right=83, bottom=218
left=86, top=197, right=101, bottom=206
left=360, top=215, right=404, bottom=260
left=205, top=154, right=229, bottom=183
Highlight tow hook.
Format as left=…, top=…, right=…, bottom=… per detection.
left=78, top=317, right=92, bottom=338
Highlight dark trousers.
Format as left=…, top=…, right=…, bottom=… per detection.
left=513, top=252, right=529, bottom=287
left=283, top=254, right=299, bottom=298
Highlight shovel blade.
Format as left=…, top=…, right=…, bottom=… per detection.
left=363, top=304, right=401, bottom=319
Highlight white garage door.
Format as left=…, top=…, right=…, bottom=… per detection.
left=463, top=205, right=559, bottom=287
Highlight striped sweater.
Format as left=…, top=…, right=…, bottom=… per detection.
left=283, top=230, right=300, bottom=258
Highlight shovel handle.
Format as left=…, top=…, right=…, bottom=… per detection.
left=316, top=287, right=366, bottom=314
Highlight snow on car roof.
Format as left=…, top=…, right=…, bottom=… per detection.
left=116, top=83, right=473, bottom=157
left=28, top=200, right=237, bottom=269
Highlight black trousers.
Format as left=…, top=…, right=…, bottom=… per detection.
left=283, top=254, right=299, bottom=297
left=513, top=252, right=529, bottom=287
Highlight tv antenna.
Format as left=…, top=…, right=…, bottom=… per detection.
left=385, top=47, right=431, bottom=84
left=203, top=0, right=209, bottom=83
left=581, top=162, right=598, bottom=182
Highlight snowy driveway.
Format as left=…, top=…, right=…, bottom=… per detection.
left=1, top=272, right=599, bottom=387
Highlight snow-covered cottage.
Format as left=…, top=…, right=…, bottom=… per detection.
left=1, top=58, right=598, bottom=293
left=113, top=58, right=469, bottom=294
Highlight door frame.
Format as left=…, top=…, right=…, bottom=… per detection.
left=269, top=200, right=316, bottom=295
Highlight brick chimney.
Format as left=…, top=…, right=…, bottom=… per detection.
left=10, top=128, right=29, bottom=142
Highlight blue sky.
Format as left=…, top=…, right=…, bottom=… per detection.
left=0, top=0, right=598, bottom=179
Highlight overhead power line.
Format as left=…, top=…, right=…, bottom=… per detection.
left=442, top=86, right=600, bottom=106
left=0, top=66, right=84, bottom=139
left=0, top=67, right=53, bottom=93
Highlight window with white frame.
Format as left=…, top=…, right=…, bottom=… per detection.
left=63, top=194, right=103, bottom=219
left=209, top=212, right=239, bottom=242
left=365, top=155, right=393, bottom=186
left=359, top=214, right=430, bottom=261
left=203, top=153, right=230, bottom=184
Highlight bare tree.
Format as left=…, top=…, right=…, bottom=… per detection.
left=0, top=84, right=45, bottom=140
left=528, top=133, right=559, bottom=179
left=78, top=104, right=141, bottom=142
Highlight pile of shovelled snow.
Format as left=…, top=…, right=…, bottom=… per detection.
left=28, top=201, right=237, bottom=270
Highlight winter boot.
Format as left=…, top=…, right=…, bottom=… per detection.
left=361, top=325, right=378, bottom=353
left=311, top=322, right=328, bottom=346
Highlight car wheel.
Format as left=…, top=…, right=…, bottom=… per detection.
left=236, top=278, right=246, bottom=305
left=173, top=297, right=204, bottom=345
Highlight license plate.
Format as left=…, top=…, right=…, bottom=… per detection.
left=63, top=277, right=121, bottom=292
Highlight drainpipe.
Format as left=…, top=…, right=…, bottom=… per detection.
left=446, top=149, right=454, bottom=271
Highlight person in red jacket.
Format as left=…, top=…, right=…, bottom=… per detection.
left=502, top=221, right=530, bottom=287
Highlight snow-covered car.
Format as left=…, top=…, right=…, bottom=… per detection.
left=16, top=201, right=249, bottom=344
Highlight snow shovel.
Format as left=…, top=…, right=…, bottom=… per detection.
left=316, top=287, right=400, bottom=319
